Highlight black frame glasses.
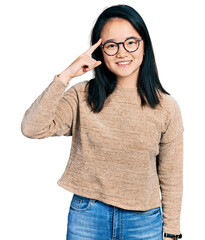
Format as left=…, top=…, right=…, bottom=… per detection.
left=100, top=37, right=143, bottom=56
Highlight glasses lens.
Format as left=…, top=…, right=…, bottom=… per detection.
left=125, top=38, right=139, bottom=52
left=103, top=42, right=118, bottom=55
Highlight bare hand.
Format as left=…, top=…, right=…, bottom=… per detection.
left=59, top=38, right=102, bottom=82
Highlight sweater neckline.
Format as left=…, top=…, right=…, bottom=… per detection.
left=115, top=84, right=138, bottom=91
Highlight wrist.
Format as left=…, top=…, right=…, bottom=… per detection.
left=57, top=73, right=72, bottom=85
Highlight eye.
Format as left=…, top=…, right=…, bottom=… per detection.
left=127, top=40, right=136, bottom=45
left=105, top=43, right=117, bottom=49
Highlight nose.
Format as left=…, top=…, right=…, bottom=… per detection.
left=116, top=43, right=128, bottom=57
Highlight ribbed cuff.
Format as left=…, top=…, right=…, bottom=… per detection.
left=53, top=74, right=70, bottom=88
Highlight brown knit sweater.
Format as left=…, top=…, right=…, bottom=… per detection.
left=21, top=74, right=184, bottom=235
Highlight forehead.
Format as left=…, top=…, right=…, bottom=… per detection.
left=100, top=18, right=141, bottom=40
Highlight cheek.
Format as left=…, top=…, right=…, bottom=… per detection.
left=103, top=54, right=115, bottom=69
left=133, top=51, right=144, bottom=65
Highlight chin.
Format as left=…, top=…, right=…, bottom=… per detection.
left=114, top=69, right=139, bottom=79
left=116, top=73, right=132, bottom=78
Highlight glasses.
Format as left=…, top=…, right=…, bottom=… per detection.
left=100, top=37, right=143, bottom=56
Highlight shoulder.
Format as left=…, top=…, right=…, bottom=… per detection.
left=158, top=92, right=182, bottom=116
left=158, top=92, right=184, bottom=134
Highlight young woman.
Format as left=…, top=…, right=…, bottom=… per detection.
left=21, top=4, right=184, bottom=240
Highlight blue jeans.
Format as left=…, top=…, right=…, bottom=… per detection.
left=66, top=193, right=163, bottom=240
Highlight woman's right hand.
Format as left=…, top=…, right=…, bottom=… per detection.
left=58, top=38, right=102, bottom=84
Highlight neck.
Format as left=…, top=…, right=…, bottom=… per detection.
left=116, top=71, right=139, bottom=88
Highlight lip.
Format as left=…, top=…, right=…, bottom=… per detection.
left=116, top=60, right=132, bottom=66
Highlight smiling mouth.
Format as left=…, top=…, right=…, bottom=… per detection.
left=116, top=60, right=132, bottom=66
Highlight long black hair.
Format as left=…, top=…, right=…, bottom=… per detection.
left=85, top=4, right=170, bottom=113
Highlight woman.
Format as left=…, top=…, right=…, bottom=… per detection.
left=21, top=4, right=184, bottom=240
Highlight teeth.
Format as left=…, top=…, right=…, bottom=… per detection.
left=117, top=61, right=131, bottom=65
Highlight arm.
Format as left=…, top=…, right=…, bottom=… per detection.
left=21, top=38, right=103, bottom=139
left=157, top=97, right=184, bottom=235
left=21, top=74, right=78, bottom=139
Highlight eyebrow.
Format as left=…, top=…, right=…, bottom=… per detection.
left=104, top=36, right=138, bottom=43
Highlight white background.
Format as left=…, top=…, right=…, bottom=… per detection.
left=1, top=0, right=204, bottom=239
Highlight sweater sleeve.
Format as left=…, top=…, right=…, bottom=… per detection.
left=21, top=74, right=78, bottom=139
left=157, top=97, right=184, bottom=235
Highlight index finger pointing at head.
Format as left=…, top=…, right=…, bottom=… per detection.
left=85, top=38, right=102, bottom=55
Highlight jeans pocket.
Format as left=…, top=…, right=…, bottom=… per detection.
left=70, top=194, right=96, bottom=212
